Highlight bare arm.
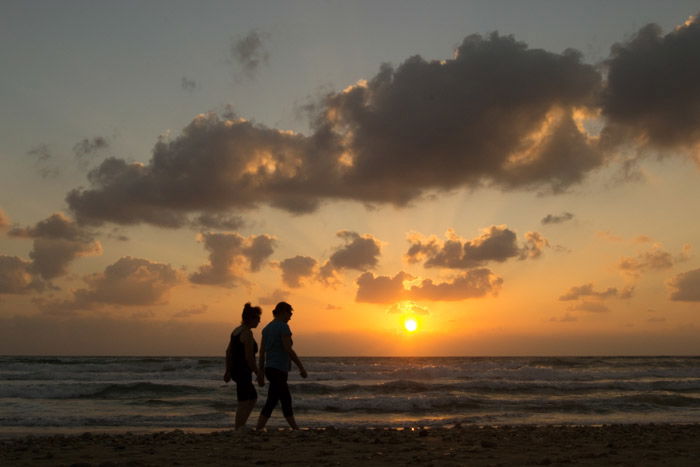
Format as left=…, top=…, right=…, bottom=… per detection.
left=223, top=340, right=232, bottom=382
left=282, top=335, right=307, bottom=378
left=257, top=336, right=266, bottom=386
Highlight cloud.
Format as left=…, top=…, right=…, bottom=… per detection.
left=355, top=268, right=502, bottom=303
left=355, top=271, right=413, bottom=304
left=549, top=313, right=578, bottom=323
left=26, top=144, right=59, bottom=179
left=406, top=226, right=546, bottom=269
left=320, top=231, right=382, bottom=279
left=617, top=245, right=691, bottom=276
left=280, top=255, right=317, bottom=288
left=189, top=232, right=275, bottom=286
left=386, top=301, right=429, bottom=315
left=541, top=212, right=574, bottom=225
left=66, top=33, right=608, bottom=228
left=191, top=212, right=244, bottom=230
left=173, top=305, right=207, bottom=318
left=8, top=213, right=102, bottom=280
left=601, top=15, right=700, bottom=158
left=0, top=209, right=9, bottom=229
left=668, top=268, right=700, bottom=301
left=181, top=76, right=197, bottom=92
left=0, top=255, right=44, bottom=294
left=567, top=301, right=611, bottom=313
left=74, top=137, right=109, bottom=169
left=258, top=288, right=288, bottom=306
left=39, top=256, right=183, bottom=313
left=559, top=283, right=634, bottom=301
left=231, top=29, right=270, bottom=78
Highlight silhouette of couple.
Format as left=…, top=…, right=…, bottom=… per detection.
left=224, top=301, right=307, bottom=430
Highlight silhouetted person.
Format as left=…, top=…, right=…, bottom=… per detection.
left=255, top=301, right=307, bottom=430
left=224, top=302, right=262, bottom=430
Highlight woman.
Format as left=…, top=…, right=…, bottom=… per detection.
left=224, top=302, right=262, bottom=430
left=255, top=301, right=307, bottom=430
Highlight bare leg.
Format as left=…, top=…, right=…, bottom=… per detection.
left=255, top=414, right=269, bottom=431
left=284, top=415, right=299, bottom=430
left=235, top=399, right=257, bottom=430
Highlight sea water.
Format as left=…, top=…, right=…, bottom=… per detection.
left=1, top=356, right=699, bottom=436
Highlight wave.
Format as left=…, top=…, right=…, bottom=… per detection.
left=0, top=382, right=213, bottom=400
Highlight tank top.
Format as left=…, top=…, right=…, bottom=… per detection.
left=228, top=329, right=258, bottom=379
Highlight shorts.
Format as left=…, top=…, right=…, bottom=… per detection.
left=234, top=375, right=257, bottom=402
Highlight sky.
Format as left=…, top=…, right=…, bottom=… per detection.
left=1, top=1, right=699, bottom=356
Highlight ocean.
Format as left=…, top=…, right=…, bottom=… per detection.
left=1, top=356, right=699, bottom=436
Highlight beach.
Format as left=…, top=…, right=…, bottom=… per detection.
left=2, top=424, right=699, bottom=466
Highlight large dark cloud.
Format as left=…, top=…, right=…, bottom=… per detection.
left=280, top=255, right=317, bottom=288
left=67, top=33, right=607, bottom=227
left=355, top=268, right=502, bottom=303
left=189, top=232, right=275, bottom=286
left=406, top=226, right=547, bottom=269
left=39, top=256, right=183, bottom=314
left=0, top=255, right=43, bottom=294
left=602, top=15, right=700, bottom=156
left=320, top=231, right=382, bottom=280
left=668, top=267, right=700, bottom=301
left=8, top=213, right=102, bottom=280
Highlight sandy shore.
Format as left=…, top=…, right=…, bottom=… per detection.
left=1, top=424, right=698, bottom=466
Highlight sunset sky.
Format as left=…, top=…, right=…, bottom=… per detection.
left=1, top=1, right=699, bottom=356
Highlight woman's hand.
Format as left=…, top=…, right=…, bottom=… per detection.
left=300, top=369, right=308, bottom=378
left=223, top=371, right=231, bottom=383
left=257, top=373, right=265, bottom=387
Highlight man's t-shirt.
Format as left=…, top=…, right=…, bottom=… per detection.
left=262, top=320, right=292, bottom=372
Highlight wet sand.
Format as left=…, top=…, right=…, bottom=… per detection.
left=1, top=423, right=699, bottom=466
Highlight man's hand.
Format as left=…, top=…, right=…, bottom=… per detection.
left=223, top=371, right=231, bottom=383
left=257, top=373, right=265, bottom=387
left=300, top=369, right=308, bottom=379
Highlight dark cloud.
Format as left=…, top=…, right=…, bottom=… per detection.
left=567, top=301, right=610, bottom=313
left=40, top=257, right=182, bottom=313
left=280, top=255, right=317, bottom=288
left=231, top=30, right=270, bottom=77
left=541, top=212, right=574, bottom=225
left=173, top=305, right=207, bottom=318
left=668, top=267, right=700, bottom=301
left=189, top=232, right=275, bottom=286
left=618, top=246, right=691, bottom=276
left=559, top=283, right=634, bottom=301
left=67, top=33, right=609, bottom=228
left=406, top=226, right=546, bottom=269
left=320, top=231, right=382, bottom=279
left=602, top=15, right=700, bottom=157
left=355, top=268, right=502, bottom=303
left=355, top=271, right=413, bottom=304
left=74, top=137, right=109, bottom=169
left=0, top=255, right=44, bottom=294
left=8, top=213, right=102, bottom=280
left=26, top=144, right=59, bottom=179
left=181, top=77, right=197, bottom=92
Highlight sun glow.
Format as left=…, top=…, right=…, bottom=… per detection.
left=403, top=318, right=418, bottom=333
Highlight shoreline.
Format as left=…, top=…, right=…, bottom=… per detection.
left=2, top=423, right=699, bottom=466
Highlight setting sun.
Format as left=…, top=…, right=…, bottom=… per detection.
left=403, top=318, right=418, bottom=333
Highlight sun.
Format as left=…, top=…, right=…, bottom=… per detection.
left=403, top=318, right=418, bottom=333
